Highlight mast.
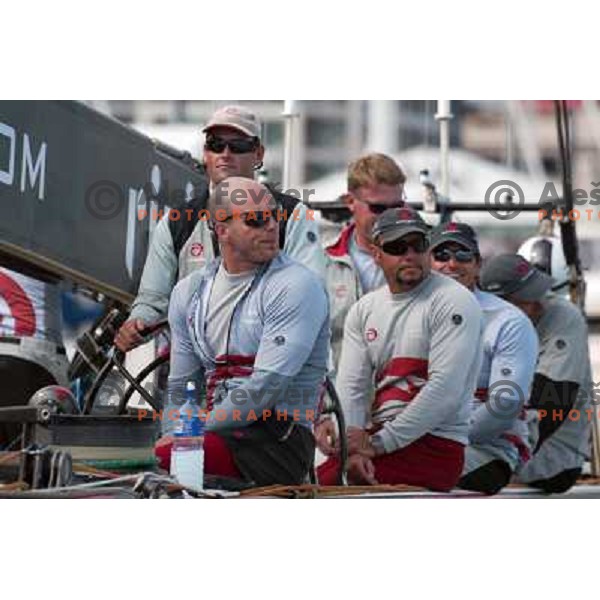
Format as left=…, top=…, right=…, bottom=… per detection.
left=282, top=100, right=300, bottom=190
left=367, top=100, right=397, bottom=154
left=435, top=100, right=453, bottom=200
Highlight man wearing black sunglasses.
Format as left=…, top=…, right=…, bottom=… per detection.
left=316, top=153, right=406, bottom=456
left=116, top=104, right=325, bottom=352
left=324, top=153, right=406, bottom=368
left=317, top=207, right=483, bottom=490
left=158, top=177, right=330, bottom=486
left=429, top=222, right=538, bottom=495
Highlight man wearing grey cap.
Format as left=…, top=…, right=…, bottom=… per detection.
left=480, top=254, right=593, bottom=493
left=116, top=104, right=325, bottom=351
left=317, top=207, right=482, bottom=489
left=429, top=223, right=538, bottom=494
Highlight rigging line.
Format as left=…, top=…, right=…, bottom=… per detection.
left=561, top=101, right=574, bottom=209
left=555, top=101, right=567, bottom=193
left=554, top=100, right=585, bottom=310
left=564, top=102, right=573, bottom=191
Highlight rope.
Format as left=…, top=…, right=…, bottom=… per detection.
left=238, top=483, right=429, bottom=499
left=0, top=451, right=21, bottom=465
left=72, top=462, right=125, bottom=480
left=0, top=481, right=28, bottom=492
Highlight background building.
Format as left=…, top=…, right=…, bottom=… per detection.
left=92, top=99, right=600, bottom=185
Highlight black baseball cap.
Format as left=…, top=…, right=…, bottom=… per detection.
left=429, top=221, right=480, bottom=254
left=372, top=207, right=429, bottom=245
left=480, top=254, right=554, bottom=301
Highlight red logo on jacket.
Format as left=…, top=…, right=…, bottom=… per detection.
left=190, top=243, right=204, bottom=257
left=366, top=328, right=378, bottom=342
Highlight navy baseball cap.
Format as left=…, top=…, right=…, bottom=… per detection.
left=480, top=254, right=554, bottom=301
left=429, top=221, right=480, bottom=254
left=372, top=207, right=429, bottom=245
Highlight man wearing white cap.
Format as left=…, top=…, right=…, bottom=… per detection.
left=480, top=254, right=593, bottom=493
left=116, top=105, right=325, bottom=351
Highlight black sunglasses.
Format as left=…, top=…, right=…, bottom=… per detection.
left=355, top=197, right=406, bottom=215
left=432, top=247, right=476, bottom=263
left=381, top=236, right=428, bottom=256
left=224, top=209, right=279, bottom=229
left=205, top=136, right=258, bottom=154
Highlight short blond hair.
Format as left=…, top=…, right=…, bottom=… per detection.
left=347, top=153, right=406, bottom=192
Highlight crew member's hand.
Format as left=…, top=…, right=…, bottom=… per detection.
left=347, top=454, right=378, bottom=485
left=115, top=319, right=147, bottom=352
left=315, top=418, right=338, bottom=456
left=347, top=426, right=375, bottom=458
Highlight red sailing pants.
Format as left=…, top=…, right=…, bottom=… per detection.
left=317, top=434, right=465, bottom=491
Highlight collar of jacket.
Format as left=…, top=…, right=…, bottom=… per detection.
left=326, top=222, right=356, bottom=258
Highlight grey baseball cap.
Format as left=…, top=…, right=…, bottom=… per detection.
left=480, top=254, right=554, bottom=301
left=202, top=105, right=262, bottom=138
left=372, top=207, right=429, bottom=245
left=429, top=221, right=479, bottom=254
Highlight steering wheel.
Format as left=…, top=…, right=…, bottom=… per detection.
left=68, top=309, right=169, bottom=415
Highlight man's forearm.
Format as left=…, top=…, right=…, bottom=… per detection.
left=130, top=219, right=178, bottom=321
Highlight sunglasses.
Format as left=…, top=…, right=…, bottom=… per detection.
left=223, top=210, right=279, bottom=229
left=205, top=136, right=258, bottom=154
left=354, top=196, right=406, bottom=215
left=432, top=247, right=476, bottom=263
left=381, top=237, right=428, bottom=256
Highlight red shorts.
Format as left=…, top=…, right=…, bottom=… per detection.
left=155, top=432, right=242, bottom=479
left=317, top=434, right=465, bottom=492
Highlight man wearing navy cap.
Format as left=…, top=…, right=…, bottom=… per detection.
left=317, top=208, right=482, bottom=490
left=430, top=223, right=538, bottom=494
left=480, top=254, right=593, bottom=493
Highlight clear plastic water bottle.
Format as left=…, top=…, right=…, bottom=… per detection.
left=170, top=380, right=205, bottom=490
